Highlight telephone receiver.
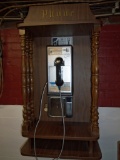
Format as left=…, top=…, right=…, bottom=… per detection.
left=54, top=57, right=64, bottom=87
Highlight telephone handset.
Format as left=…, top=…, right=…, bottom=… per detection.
left=54, top=57, right=64, bottom=88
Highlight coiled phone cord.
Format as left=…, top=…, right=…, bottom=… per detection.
left=34, top=83, right=65, bottom=160
left=52, top=88, right=65, bottom=160
left=34, top=82, right=48, bottom=160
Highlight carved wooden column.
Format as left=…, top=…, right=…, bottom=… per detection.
left=91, top=27, right=100, bottom=136
left=29, top=34, right=35, bottom=124
left=25, top=32, right=32, bottom=127
left=19, top=29, right=35, bottom=135
left=19, top=29, right=29, bottom=135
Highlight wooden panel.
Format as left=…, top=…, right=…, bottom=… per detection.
left=73, top=36, right=91, bottom=122
left=18, top=3, right=97, bottom=28
left=33, top=36, right=91, bottom=122
left=26, top=24, right=94, bottom=37
left=22, top=121, right=99, bottom=140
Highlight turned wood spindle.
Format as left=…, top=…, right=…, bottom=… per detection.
left=91, top=29, right=100, bottom=136
left=19, top=29, right=29, bottom=133
left=29, top=34, right=35, bottom=123
left=25, top=33, right=31, bottom=126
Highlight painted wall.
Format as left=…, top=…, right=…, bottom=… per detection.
left=0, top=29, right=23, bottom=104
left=0, top=105, right=120, bottom=160
left=98, top=24, right=120, bottom=107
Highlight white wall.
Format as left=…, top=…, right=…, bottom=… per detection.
left=99, top=107, right=120, bottom=160
left=0, top=105, right=120, bottom=160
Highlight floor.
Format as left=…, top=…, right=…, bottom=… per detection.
left=0, top=105, right=120, bottom=160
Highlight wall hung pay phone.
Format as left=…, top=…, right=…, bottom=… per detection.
left=47, top=46, right=73, bottom=118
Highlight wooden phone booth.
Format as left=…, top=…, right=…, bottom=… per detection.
left=18, top=3, right=102, bottom=160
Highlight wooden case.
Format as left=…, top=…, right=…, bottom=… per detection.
left=18, top=3, right=102, bottom=160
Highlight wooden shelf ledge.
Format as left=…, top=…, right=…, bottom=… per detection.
left=22, top=121, right=99, bottom=141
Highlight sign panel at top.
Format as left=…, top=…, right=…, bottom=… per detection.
left=18, top=3, right=98, bottom=27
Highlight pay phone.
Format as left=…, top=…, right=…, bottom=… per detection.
left=47, top=46, right=73, bottom=117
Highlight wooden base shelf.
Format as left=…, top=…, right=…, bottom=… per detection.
left=21, top=122, right=101, bottom=159
left=21, top=139, right=102, bottom=160
left=23, top=121, right=99, bottom=141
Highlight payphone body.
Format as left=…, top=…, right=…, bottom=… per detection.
left=47, top=46, right=73, bottom=117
